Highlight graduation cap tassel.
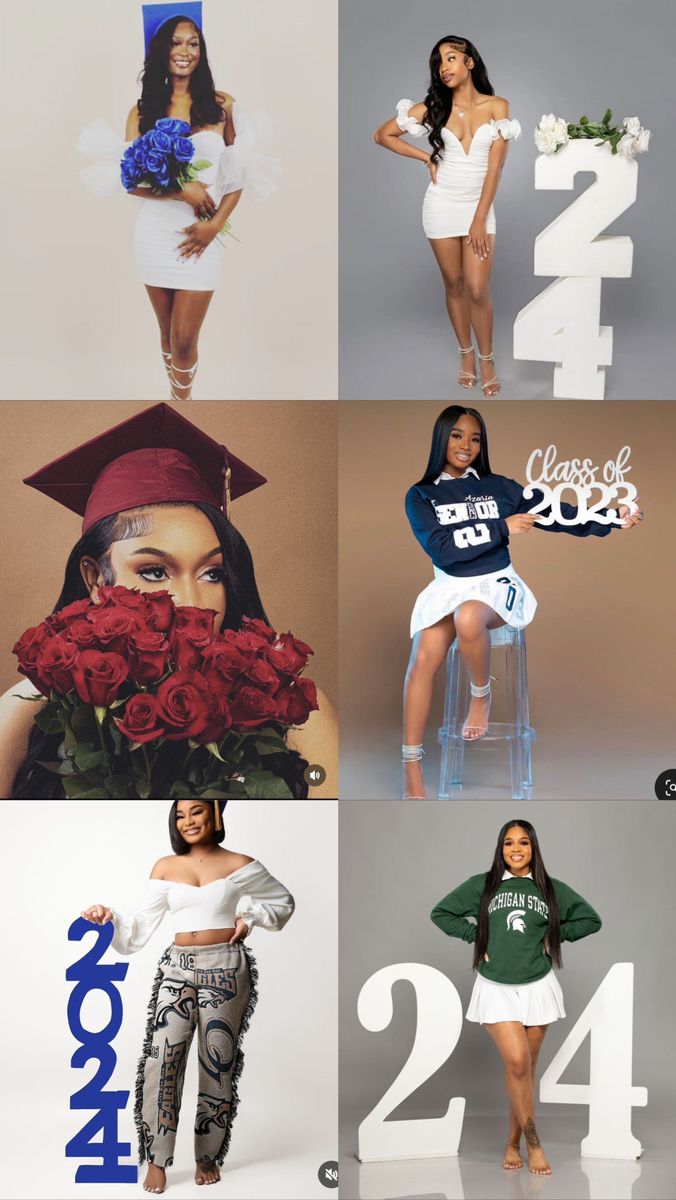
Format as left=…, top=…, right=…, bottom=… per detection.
left=223, top=462, right=232, bottom=522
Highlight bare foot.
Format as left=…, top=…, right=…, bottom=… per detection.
left=458, top=347, right=477, bottom=389
left=403, top=759, right=426, bottom=799
left=195, top=1158, right=221, bottom=1186
left=526, top=1144, right=552, bottom=1175
left=143, top=1164, right=166, bottom=1194
left=502, top=1140, right=523, bottom=1170
left=462, top=692, right=491, bottom=740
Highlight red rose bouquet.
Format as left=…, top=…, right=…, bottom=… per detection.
left=12, top=587, right=318, bottom=799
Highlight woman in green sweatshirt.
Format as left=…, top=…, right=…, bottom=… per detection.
left=431, top=818, right=601, bottom=1177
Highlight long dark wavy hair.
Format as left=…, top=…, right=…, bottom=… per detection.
left=138, top=15, right=225, bottom=134
left=169, top=799, right=227, bottom=854
left=423, top=36, right=495, bottom=165
left=12, top=503, right=309, bottom=798
left=416, top=405, right=492, bottom=486
left=473, top=819, right=563, bottom=970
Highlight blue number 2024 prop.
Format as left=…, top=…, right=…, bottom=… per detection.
left=66, top=917, right=137, bottom=1183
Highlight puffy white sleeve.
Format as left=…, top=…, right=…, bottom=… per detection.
left=395, top=99, right=427, bottom=138
left=234, top=861, right=295, bottom=932
left=109, top=880, right=170, bottom=955
left=490, top=117, right=522, bottom=142
left=215, top=103, right=281, bottom=201
left=77, top=119, right=130, bottom=197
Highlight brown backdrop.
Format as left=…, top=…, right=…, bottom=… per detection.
left=339, top=400, right=675, bottom=800
left=1, top=401, right=337, bottom=710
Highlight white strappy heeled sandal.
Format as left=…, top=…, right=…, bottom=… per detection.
left=478, top=351, right=501, bottom=396
left=462, top=677, right=495, bottom=741
left=402, top=744, right=426, bottom=799
left=169, top=360, right=199, bottom=402
left=457, top=344, right=477, bottom=390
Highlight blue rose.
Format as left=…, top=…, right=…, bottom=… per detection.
left=120, top=155, right=140, bottom=190
left=155, top=117, right=190, bottom=136
left=145, top=149, right=166, bottom=176
left=146, top=129, right=172, bottom=155
left=173, top=136, right=194, bottom=164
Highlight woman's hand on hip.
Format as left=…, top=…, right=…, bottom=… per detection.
left=467, top=217, right=490, bottom=260
left=179, top=180, right=216, bottom=218
left=178, top=219, right=219, bottom=259
left=228, top=918, right=250, bottom=944
left=425, top=157, right=438, bottom=184
left=505, top=513, right=538, bottom=536
left=81, top=904, right=113, bottom=925
left=618, top=497, right=644, bottom=530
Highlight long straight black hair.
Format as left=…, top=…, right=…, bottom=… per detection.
left=416, top=405, right=492, bottom=486
left=472, top=819, right=563, bottom=970
left=12, top=503, right=309, bottom=798
left=138, top=14, right=225, bottom=134
left=423, top=36, right=495, bottom=165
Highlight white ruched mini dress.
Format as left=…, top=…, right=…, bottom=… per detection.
left=78, top=105, right=280, bottom=291
left=466, top=967, right=566, bottom=1026
left=410, top=472, right=537, bottom=638
left=395, top=100, right=521, bottom=239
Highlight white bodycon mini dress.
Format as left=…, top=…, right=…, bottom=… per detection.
left=395, top=100, right=521, bottom=239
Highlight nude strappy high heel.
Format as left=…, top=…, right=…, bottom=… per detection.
left=462, top=677, right=495, bottom=741
left=402, top=744, right=426, bottom=799
left=169, top=360, right=198, bottom=402
left=457, top=345, right=477, bottom=389
left=478, top=350, right=501, bottom=396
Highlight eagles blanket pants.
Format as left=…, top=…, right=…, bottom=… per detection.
left=135, top=941, right=257, bottom=1170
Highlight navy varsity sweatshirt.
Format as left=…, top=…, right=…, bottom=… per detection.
left=405, top=470, right=614, bottom=578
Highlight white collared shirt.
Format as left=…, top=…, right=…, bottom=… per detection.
left=502, top=869, right=533, bottom=880
left=433, top=467, right=480, bottom=484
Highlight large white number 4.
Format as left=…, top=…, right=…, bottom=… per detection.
left=540, top=962, right=647, bottom=1158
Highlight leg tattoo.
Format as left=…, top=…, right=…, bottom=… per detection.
left=524, top=1118, right=541, bottom=1148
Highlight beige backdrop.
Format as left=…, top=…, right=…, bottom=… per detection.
left=339, top=400, right=675, bottom=800
left=1, top=401, right=337, bottom=715
left=0, top=0, right=337, bottom=400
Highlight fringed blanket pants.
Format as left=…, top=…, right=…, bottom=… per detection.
left=135, top=942, right=258, bottom=1170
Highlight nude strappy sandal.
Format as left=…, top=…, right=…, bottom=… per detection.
left=457, top=345, right=477, bottom=389
left=478, top=351, right=501, bottom=396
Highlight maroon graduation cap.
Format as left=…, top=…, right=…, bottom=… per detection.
left=23, top=403, right=267, bottom=533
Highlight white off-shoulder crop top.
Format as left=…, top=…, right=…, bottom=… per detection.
left=110, top=860, right=294, bottom=955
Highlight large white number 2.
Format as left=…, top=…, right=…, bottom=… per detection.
left=358, top=962, right=646, bottom=1165
left=514, top=142, right=639, bottom=399
left=453, top=523, right=490, bottom=550
left=357, top=964, right=465, bottom=1162
left=540, top=962, right=648, bottom=1158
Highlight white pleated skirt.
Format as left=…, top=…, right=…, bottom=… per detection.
left=466, top=969, right=566, bottom=1026
left=410, top=563, right=537, bottom=638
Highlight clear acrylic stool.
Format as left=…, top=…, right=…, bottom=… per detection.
left=438, top=626, right=535, bottom=799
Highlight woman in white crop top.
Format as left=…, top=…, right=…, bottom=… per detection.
left=81, top=799, right=294, bottom=1194
left=374, top=34, right=521, bottom=397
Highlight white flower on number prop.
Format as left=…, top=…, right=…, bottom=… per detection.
left=534, top=112, right=569, bottom=154
left=534, top=108, right=651, bottom=157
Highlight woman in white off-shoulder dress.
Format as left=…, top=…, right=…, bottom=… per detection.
left=79, top=11, right=278, bottom=400
left=374, top=34, right=521, bottom=396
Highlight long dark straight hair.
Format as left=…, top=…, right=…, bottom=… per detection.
left=473, top=819, right=562, bottom=970
left=169, top=800, right=227, bottom=854
left=12, top=504, right=309, bottom=798
left=416, top=405, right=492, bottom=486
left=138, top=15, right=225, bottom=134
left=423, top=36, right=495, bottom=165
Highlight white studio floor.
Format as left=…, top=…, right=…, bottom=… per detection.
left=339, top=1112, right=676, bottom=1200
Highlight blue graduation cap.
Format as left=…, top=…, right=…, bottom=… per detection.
left=142, top=2, right=203, bottom=56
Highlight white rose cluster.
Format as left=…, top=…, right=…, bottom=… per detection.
left=618, top=115, right=651, bottom=158
left=534, top=112, right=569, bottom=155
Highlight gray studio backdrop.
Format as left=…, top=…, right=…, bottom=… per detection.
left=339, top=801, right=675, bottom=1155
left=339, top=0, right=676, bottom=400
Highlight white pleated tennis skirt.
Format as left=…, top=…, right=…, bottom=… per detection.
left=466, top=969, right=565, bottom=1026
left=410, top=563, right=537, bottom=638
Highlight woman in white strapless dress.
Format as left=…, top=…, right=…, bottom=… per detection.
left=375, top=35, right=521, bottom=396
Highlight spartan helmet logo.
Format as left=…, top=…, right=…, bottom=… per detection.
left=507, top=909, right=527, bottom=933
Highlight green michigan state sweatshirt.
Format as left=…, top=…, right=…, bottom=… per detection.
left=431, top=872, right=602, bottom=985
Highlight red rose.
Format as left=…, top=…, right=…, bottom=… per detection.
left=266, top=644, right=301, bottom=677
left=72, top=650, right=129, bottom=708
left=39, top=635, right=80, bottom=695
left=244, top=657, right=281, bottom=694
left=200, top=639, right=246, bottom=687
left=128, top=627, right=170, bottom=685
left=274, top=632, right=314, bottom=673
left=115, top=693, right=165, bottom=744
left=88, top=606, right=138, bottom=654
left=96, top=585, right=147, bottom=611
left=226, top=629, right=269, bottom=658
left=170, top=607, right=218, bottom=671
left=63, top=618, right=100, bottom=649
left=12, top=623, right=51, bottom=694
left=155, top=670, right=211, bottom=740
left=241, top=616, right=277, bottom=643
left=193, top=678, right=233, bottom=745
left=45, top=598, right=93, bottom=632
left=144, top=590, right=175, bottom=633
left=275, top=676, right=319, bottom=725
left=230, top=685, right=279, bottom=730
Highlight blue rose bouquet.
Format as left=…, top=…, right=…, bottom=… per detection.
left=120, top=117, right=209, bottom=193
